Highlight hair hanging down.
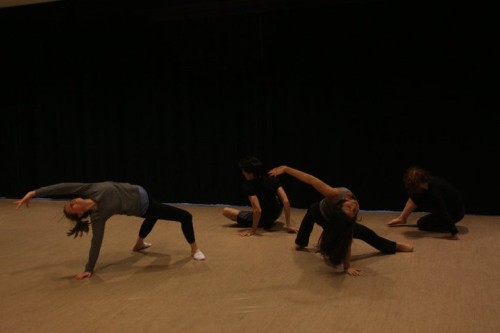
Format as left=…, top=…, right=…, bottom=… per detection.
left=318, top=211, right=354, bottom=266
left=63, top=210, right=91, bottom=238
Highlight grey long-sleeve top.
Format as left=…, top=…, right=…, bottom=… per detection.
left=34, top=182, right=145, bottom=273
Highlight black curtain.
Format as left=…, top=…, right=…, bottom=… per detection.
left=1, top=0, right=498, bottom=214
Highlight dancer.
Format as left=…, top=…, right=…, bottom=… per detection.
left=222, top=156, right=297, bottom=236
left=269, top=165, right=413, bottom=276
left=387, top=166, right=465, bottom=240
left=15, top=181, right=205, bottom=280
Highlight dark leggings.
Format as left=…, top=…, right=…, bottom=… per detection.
left=295, top=202, right=396, bottom=254
left=417, top=210, right=464, bottom=232
left=138, top=200, right=196, bottom=244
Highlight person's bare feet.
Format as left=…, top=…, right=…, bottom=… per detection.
left=133, top=242, right=152, bottom=252
left=396, top=243, right=414, bottom=252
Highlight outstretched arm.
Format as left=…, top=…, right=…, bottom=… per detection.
left=387, top=198, right=417, bottom=226
left=269, top=165, right=342, bottom=198
left=14, top=191, right=37, bottom=209
left=15, top=183, right=88, bottom=210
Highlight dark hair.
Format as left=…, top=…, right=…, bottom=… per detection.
left=63, top=209, right=91, bottom=238
left=403, top=166, right=431, bottom=194
left=318, top=210, right=354, bottom=266
left=238, top=156, right=264, bottom=177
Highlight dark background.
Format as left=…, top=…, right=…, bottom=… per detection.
left=1, top=0, right=498, bottom=214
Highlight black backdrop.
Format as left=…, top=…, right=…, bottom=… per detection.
left=1, top=0, right=498, bottom=214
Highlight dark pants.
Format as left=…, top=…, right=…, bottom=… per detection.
left=139, top=199, right=196, bottom=244
left=417, top=209, right=465, bottom=232
left=295, top=202, right=396, bottom=254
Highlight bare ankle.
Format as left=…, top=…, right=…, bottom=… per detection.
left=396, top=243, right=414, bottom=252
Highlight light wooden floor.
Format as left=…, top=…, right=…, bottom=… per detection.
left=1, top=199, right=499, bottom=333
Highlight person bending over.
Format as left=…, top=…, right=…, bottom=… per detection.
left=15, top=181, right=205, bottom=280
left=387, top=166, right=465, bottom=240
left=269, top=165, right=413, bottom=277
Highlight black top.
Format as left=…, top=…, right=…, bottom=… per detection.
left=242, top=176, right=283, bottom=227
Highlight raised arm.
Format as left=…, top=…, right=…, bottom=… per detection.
left=14, top=183, right=88, bottom=210
left=269, top=165, right=343, bottom=199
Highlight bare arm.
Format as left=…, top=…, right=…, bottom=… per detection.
left=343, top=242, right=361, bottom=276
left=269, top=165, right=342, bottom=198
left=276, top=186, right=297, bottom=233
left=239, top=195, right=262, bottom=237
left=387, top=198, right=417, bottom=226
left=14, top=191, right=37, bottom=209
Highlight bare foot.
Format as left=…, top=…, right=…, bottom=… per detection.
left=133, top=242, right=152, bottom=252
left=396, top=243, right=414, bottom=252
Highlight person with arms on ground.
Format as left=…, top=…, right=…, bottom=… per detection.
left=222, top=156, right=298, bottom=237
left=15, top=181, right=205, bottom=280
left=269, top=165, right=413, bottom=277
left=387, top=166, right=465, bottom=240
